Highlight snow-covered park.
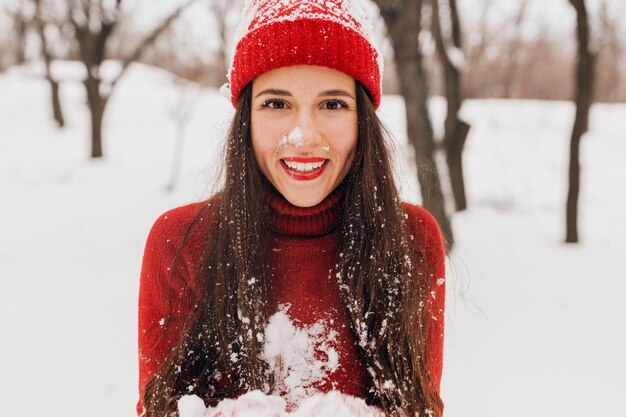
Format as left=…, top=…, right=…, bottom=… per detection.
left=1, top=61, right=625, bottom=417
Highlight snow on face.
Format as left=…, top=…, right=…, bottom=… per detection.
left=276, top=126, right=304, bottom=150
left=275, top=129, right=333, bottom=154
left=263, top=305, right=340, bottom=408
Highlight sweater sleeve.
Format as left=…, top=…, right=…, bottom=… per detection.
left=402, top=203, right=446, bottom=393
left=136, top=203, right=208, bottom=416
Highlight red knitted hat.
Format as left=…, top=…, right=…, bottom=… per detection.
left=225, top=0, right=383, bottom=108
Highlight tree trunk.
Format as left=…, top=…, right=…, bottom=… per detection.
left=13, top=12, right=27, bottom=64
left=34, top=0, right=65, bottom=127
left=85, top=76, right=108, bottom=158
left=90, top=100, right=106, bottom=159
left=445, top=120, right=469, bottom=210
left=431, top=0, right=470, bottom=212
left=50, top=79, right=65, bottom=127
left=566, top=0, right=595, bottom=243
left=376, top=0, right=454, bottom=248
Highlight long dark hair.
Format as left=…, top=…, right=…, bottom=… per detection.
left=144, top=81, right=443, bottom=417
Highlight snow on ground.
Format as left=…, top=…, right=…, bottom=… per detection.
left=1, top=61, right=625, bottom=417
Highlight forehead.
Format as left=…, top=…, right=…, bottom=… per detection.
left=252, top=65, right=355, bottom=95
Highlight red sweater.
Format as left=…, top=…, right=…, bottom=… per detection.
left=137, top=189, right=446, bottom=415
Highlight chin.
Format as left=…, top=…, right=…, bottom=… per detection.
left=281, top=189, right=327, bottom=208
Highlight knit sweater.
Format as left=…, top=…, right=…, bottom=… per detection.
left=137, top=188, right=446, bottom=415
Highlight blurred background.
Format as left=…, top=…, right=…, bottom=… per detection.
left=0, top=0, right=624, bottom=416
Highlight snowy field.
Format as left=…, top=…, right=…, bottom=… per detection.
left=1, top=62, right=625, bottom=417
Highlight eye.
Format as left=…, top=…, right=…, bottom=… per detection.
left=261, top=99, right=288, bottom=110
left=322, top=100, right=349, bottom=110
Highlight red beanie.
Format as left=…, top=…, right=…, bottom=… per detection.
left=225, top=0, right=383, bottom=108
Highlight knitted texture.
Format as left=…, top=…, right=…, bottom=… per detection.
left=227, top=0, right=383, bottom=108
left=136, top=190, right=445, bottom=415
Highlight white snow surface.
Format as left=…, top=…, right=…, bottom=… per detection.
left=263, top=306, right=340, bottom=407
left=178, top=390, right=385, bottom=417
left=1, top=60, right=626, bottom=417
left=178, top=394, right=208, bottom=417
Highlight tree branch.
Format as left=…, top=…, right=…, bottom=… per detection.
left=109, top=0, right=203, bottom=89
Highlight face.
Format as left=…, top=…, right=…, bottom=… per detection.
left=251, top=65, right=358, bottom=208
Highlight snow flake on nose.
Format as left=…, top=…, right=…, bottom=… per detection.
left=276, top=126, right=304, bottom=150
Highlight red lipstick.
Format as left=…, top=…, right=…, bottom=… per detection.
left=280, top=157, right=329, bottom=181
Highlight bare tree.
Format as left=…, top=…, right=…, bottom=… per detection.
left=431, top=0, right=470, bottom=212
left=209, top=0, right=230, bottom=83
left=5, top=1, right=30, bottom=65
left=462, top=0, right=538, bottom=100
left=66, top=0, right=202, bottom=158
left=373, top=0, right=454, bottom=249
left=595, top=0, right=623, bottom=102
left=566, top=0, right=595, bottom=243
left=5, top=0, right=67, bottom=125
left=463, top=0, right=495, bottom=98
left=501, top=0, right=529, bottom=98
left=33, top=0, right=65, bottom=127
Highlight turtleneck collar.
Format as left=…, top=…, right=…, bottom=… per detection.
left=265, top=185, right=345, bottom=237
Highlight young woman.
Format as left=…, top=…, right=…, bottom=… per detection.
left=137, top=1, right=446, bottom=416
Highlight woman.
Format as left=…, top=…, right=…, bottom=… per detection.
left=137, top=1, right=446, bottom=416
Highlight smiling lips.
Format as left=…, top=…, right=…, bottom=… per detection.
left=280, top=157, right=329, bottom=180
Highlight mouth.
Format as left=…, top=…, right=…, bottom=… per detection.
left=280, top=157, right=329, bottom=180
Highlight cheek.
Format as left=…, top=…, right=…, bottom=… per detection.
left=333, top=124, right=358, bottom=161
left=251, top=116, right=274, bottom=159
left=251, top=113, right=286, bottom=155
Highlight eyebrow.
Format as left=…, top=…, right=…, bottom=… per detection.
left=254, top=88, right=291, bottom=99
left=321, top=89, right=356, bottom=100
left=254, top=88, right=355, bottom=100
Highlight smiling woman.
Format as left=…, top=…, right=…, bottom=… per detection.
left=251, top=66, right=358, bottom=207
left=137, top=1, right=446, bottom=417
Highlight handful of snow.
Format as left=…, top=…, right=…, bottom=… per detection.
left=178, top=390, right=386, bottom=417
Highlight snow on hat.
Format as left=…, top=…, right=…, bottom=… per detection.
left=224, top=0, right=384, bottom=108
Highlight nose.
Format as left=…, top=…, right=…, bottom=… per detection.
left=295, top=109, right=323, bottom=150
